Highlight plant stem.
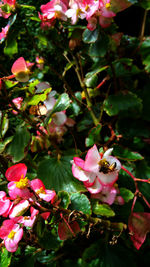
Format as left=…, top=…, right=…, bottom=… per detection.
left=139, top=9, right=148, bottom=41
left=72, top=55, right=99, bottom=126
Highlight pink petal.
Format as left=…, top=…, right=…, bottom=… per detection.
left=0, top=199, right=11, bottom=216
left=84, top=145, right=101, bottom=172
left=0, top=191, right=6, bottom=199
left=13, top=227, right=23, bottom=244
left=8, top=182, right=32, bottom=200
left=11, top=57, right=27, bottom=75
left=85, top=177, right=102, bottom=194
left=9, top=200, right=30, bottom=218
left=91, top=186, right=117, bottom=205
left=97, top=171, right=118, bottom=186
left=0, top=219, right=14, bottom=239
left=41, top=212, right=50, bottom=220
left=39, top=189, right=56, bottom=202
left=5, top=163, right=27, bottom=182
left=30, top=178, right=45, bottom=191
left=72, top=163, right=90, bottom=182
left=4, top=238, right=18, bottom=252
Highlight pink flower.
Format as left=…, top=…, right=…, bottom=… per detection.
left=11, top=57, right=30, bottom=82
left=39, top=0, right=68, bottom=28
left=99, top=0, right=116, bottom=28
left=12, top=97, right=23, bottom=114
left=36, top=56, right=44, bottom=70
left=0, top=24, right=9, bottom=41
left=0, top=219, right=23, bottom=252
left=30, top=179, right=56, bottom=202
left=5, top=164, right=32, bottom=200
left=84, top=145, right=121, bottom=186
left=72, top=145, right=121, bottom=193
left=0, top=191, right=12, bottom=217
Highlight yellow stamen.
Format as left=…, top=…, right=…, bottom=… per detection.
left=85, top=5, right=89, bottom=11
left=15, top=177, right=29, bottom=189
left=36, top=187, right=46, bottom=195
left=105, top=3, right=111, bottom=8
left=8, top=230, right=15, bottom=239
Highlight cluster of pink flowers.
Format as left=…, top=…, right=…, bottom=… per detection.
left=0, top=163, right=56, bottom=252
left=72, top=144, right=124, bottom=205
left=39, top=0, right=115, bottom=30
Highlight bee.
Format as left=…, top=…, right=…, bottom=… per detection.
left=99, top=159, right=117, bottom=174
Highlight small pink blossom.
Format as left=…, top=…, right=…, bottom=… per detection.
left=0, top=219, right=23, bottom=252
left=30, top=179, right=56, bottom=202
left=36, top=56, right=44, bottom=70
left=12, top=97, right=23, bottom=114
left=5, top=164, right=32, bottom=200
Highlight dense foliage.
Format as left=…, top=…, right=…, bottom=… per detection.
left=0, top=0, right=150, bottom=266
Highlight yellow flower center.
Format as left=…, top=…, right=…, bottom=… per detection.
left=15, top=177, right=29, bottom=189
left=8, top=230, right=15, bottom=239
left=38, top=58, right=44, bottom=64
left=36, top=187, right=46, bottom=195
left=105, top=2, right=111, bottom=8
left=85, top=5, right=89, bottom=11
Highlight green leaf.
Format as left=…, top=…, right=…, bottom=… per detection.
left=58, top=191, right=70, bottom=209
left=45, top=93, right=70, bottom=124
left=20, top=4, right=36, bottom=10
left=113, top=145, right=144, bottom=161
left=138, top=0, right=150, bottom=9
left=140, top=38, right=150, bottom=72
left=92, top=202, right=115, bottom=217
left=70, top=193, right=91, bottom=215
left=37, top=156, right=86, bottom=193
left=110, top=0, right=132, bottom=13
left=82, top=241, right=137, bottom=267
left=82, top=28, right=99, bottom=44
left=7, top=126, right=30, bottom=162
left=4, top=38, right=18, bottom=56
left=85, top=124, right=102, bottom=147
left=4, top=80, right=18, bottom=89
left=0, top=136, right=13, bottom=153
left=104, top=92, right=142, bottom=116
left=0, top=112, right=9, bottom=137
left=28, top=87, right=51, bottom=105
left=84, top=74, right=98, bottom=88
left=86, top=66, right=108, bottom=78
left=8, top=14, right=17, bottom=27
left=89, top=34, right=109, bottom=58
left=0, top=247, right=12, bottom=267
left=38, top=230, right=61, bottom=250
left=119, top=188, right=134, bottom=202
